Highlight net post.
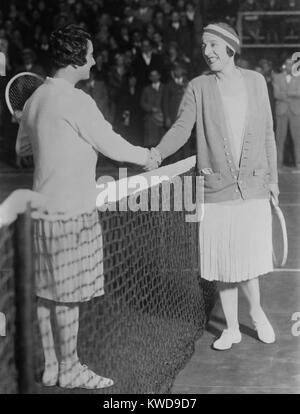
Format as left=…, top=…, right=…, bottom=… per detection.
left=13, top=203, right=35, bottom=394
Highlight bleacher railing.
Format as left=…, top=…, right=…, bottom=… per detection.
left=237, top=11, right=300, bottom=48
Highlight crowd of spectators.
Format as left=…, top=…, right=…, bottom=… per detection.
left=0, top=0, right=299, bottom=166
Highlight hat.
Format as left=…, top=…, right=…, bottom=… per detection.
left=203, top=23, right=241, bottom=54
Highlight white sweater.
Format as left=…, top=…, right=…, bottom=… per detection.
left=16, top=77, right=148, bottom=212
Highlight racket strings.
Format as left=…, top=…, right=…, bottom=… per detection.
left=9, top=75, right=44, bottom=112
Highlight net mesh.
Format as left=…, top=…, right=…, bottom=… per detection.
left=0, top=160, right=216, bottom=393
left=0, top=225, right=18, bottom=394
left=8, top=74, right=44, bottom=113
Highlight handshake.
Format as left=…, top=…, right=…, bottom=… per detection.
left=144, top=147, right=162, bottom=171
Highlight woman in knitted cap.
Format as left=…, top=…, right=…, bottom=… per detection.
left=146, top=22, right=278, bottom=350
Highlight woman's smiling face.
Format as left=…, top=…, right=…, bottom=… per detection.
left=201, top=33, right=232, bottom=73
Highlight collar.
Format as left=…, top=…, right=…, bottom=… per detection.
left=172, top=22, right=180, bottom=29
left=174, top=76, right=183, bottom=85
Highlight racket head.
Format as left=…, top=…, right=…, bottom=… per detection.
left=5, top=72, right=44, bottom=119
left=271, top=198, right=288, bottom=268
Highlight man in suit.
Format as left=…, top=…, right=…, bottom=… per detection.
left=140, top=69, right=165, bottom=147
left=134, top=0, right=153, bottom=25
left=132, top=38, right=165, bottom=87
left=163, top=62, right=189, bottom=129
left=162, top=61, right=190, bottom=163
left=164, top=10, right=193, bottom=58
left=273, top=57, right=300, bottom=170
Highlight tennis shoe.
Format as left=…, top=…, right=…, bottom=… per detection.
left=213, top=329, right=242, bottom=350
left=59, top=362, right=114, bottom=389
left=251, top=310, right=276, bottom=344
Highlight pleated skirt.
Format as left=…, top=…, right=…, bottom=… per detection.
left=199, top=198, right=273, bottom=283
left=34, top=209, right=104, bottom=303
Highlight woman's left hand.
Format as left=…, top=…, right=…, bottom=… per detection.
left=270, top=183, right=280, bottom=206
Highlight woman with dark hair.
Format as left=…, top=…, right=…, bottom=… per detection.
left=147, top=22, right=278, bottom=351
left=16, top=24, right=151, bottom=389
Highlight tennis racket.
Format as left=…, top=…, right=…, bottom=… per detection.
left=5, top=72, right=44, bottom=168
left=5, top=71, right=44, bottom=122
left=271, top=196, right=288, bottom=268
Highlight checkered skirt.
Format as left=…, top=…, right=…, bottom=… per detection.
left=34, top=209, right=104, bottom=303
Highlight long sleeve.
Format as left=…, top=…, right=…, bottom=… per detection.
left=156, top=82, right=197, bottom=160
left=74, top=92, right=149, bottom=166
left=261, top=76, right=278, bottom=184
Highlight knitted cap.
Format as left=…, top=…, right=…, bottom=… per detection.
left=203, top=23, right=241, bottom=54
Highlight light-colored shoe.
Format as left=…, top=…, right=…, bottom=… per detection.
left=251, top=310, right=276, bottom=344
left=59, top=362, right=114, bottom=389
left=42, top=361, right=59, bottom=387
left=213, top=329, right=242, bottom=350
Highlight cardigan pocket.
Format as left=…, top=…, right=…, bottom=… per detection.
left=253, top=169, right=266, bottom=176
left=253, top=169, right=269, bottom=189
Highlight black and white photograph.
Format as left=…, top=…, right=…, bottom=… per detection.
left=0, top=0, right=299, bottom=397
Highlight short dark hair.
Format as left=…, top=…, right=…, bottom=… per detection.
left=50, top=24, right=91, bottom=69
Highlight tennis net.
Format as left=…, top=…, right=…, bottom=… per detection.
left=0, top=157, right=216, bottom=394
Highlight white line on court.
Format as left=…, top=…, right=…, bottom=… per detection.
left=274, top=269, right=300, bottom=272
